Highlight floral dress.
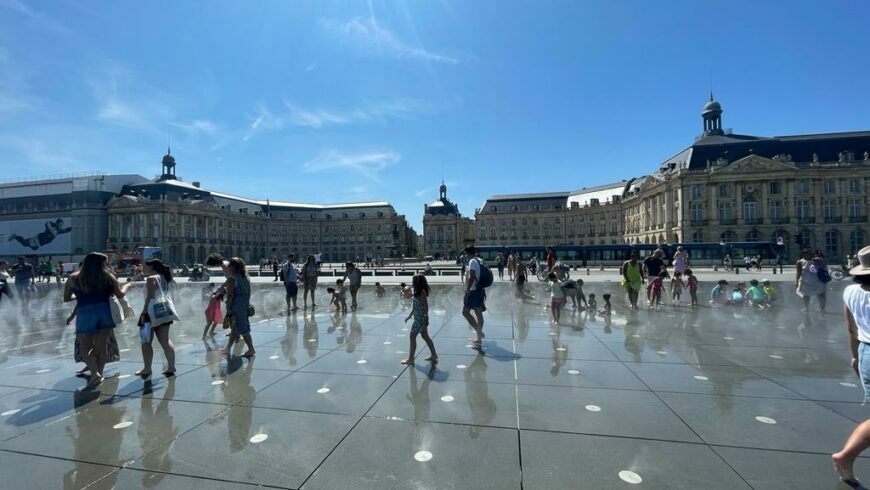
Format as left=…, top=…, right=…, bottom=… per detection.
left=410, top=296, right=426, bottom=334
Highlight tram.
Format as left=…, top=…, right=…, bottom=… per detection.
left=476, top=242, right=779, bottom=267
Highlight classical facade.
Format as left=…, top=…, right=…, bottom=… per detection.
left=622, top=96, right=870, bottom=260
left=0, top=173, right=147, bottom=261
left=474, top=182, right=627, bottom=246
left=422, top=182, right=475, bottom=258
left=104, top=151, right=419, bottom=265
left=472, top=96, right=870, bottom=261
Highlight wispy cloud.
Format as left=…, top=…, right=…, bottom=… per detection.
left=0, top=0, right=68, bottom=33
left=0, top=135, right=82, bottom=170
left=320, top=16, right=458, bottom=64
left=90, top=65, right=172, bottom=132
left=285, top=98, right=433, bottom=129
left=303, top=150, right=400, bottom=181
left=415, top=188, right=429, bottom=198
left=172, top=119, right=219, bottom=135
left=243, top=104, right=284, bottom=141
left=304, top=63, right=317, bottom=72
left=0, top=46, right=40, bottom=115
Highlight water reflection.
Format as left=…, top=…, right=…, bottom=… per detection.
left=465, top=355, right=496, bottom=437
left=137, top=377, right=177, bottom=487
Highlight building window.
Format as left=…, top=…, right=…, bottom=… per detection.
left=690, top=203, right=703, bottom=222
left=797, top=181, right=810, bottom=193
left=798, top=229, right=813, bottom=249
left=850, top=229, right=865, bottom=253
left=720, top=230, right=734, bottom=242
left=849, top=179, right=861, bottom=193
left=717, top=202, right=731, bottom=221
left=797, top=200, right=811, bottom=219
left=769, top=200, right=782, bottom=219
left=825, top=230, right=840, bottom=258
left=743, top=200, right=757, bottom=221
left=848, top=199, right=863, bottom=218
left=823, top=199, right=837, bottom=219
left=718, top=184, right=729, bottom=198
left=823, top=180, right=836, bottom=194
left=769, top=182, right=782, bottom=195
left=691, top=185, right=703, bottom=199
left=745, top=229, right=760, bottom=242
left=691, top=230, right=703, bottom=243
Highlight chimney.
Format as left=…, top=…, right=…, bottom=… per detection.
left=192, top=182, right=201, bottom=188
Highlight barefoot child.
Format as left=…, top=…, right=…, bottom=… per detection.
left=548, top=272, right=566, bottom=324
left=762, top=279, right=778, bottom=306
left=399, top=282, right=413, bottom=300
left=647, top=271, right=667, bottom=309
left=686, top=269, right=699, bottom=307
left=598, top=293, right=612, bottom=315
left=202, top=284, right=225, bottom=337
left=401, top=274, right=437, bottom=365
left=374, top=282, right=386, bottom=297
left=746, top=279, right=768, bottom=309
left=587, top=293, right=598, bottom=312
left=709, top=279, right=729, bottom=305
left=670, top=271, right=684, bottom=305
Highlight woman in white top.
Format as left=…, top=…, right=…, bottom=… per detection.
left=135, top=259, right=177, bottom=378
left=833, top=245, right=870, bottom=484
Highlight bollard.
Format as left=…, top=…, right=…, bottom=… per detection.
left=772, top=267, right=777, bottom=275
left=599, top=265, right=605, bottom=272
left=587, top=268, right=590, bottom=275
left=735, top=268, right=739, bottom=275
left=713, top=265, right=718, bottom=272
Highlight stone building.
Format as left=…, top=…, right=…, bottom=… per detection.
left=622, top=95, right=870, bottom=260
left=105, top=151, right=418, bottom=265
left=422, top=182, right=475, bottom=258
left=0, top=173, right=147, bottom=261
left=471, top=95, right=870, bottom=262
left=474, top=182, right=627, bottom=246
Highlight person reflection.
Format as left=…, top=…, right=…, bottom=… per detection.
left=137, top=377, right=177, bottom=487
left=623, top=311, right=644, bottom=362
left=550, top=330, right=567, bottom=377
left=225, top=356, right=255, bottom=452
left=345, top=312, right=363, bottom=353
left=514, top=304, right=530, bottom=343
left=281, top=313, right=299, bottom=367
left=64, top=392, right=124, bottom=489
left=407, top=366, right=435, bottom=458
left=464, top=354, right=496, bottom=436
left=303, top=311, right=319, bottom=358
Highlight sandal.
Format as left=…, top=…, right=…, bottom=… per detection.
left=134, top=370, right=152, bottom=378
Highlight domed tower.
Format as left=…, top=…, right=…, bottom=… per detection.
left=160, top=147, right=176, bottom=180
left=439, top=180, right=448, bottom=201
left=702, top=92, right=724, bottom=136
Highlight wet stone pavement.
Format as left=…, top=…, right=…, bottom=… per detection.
left=0, top=279, right=867, bottom=489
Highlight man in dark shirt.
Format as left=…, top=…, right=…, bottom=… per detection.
left=12, top=257, right=34, bottom=310
left=643, top=249, right=666, bottom=304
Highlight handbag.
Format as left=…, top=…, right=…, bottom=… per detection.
left=818, top=267, right=832, bottom=284
left=110, top=296, right=124, bottom=324
left=146, top=276, right=181, bottom=327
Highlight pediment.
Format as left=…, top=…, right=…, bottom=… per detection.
left=713, top=155, right=798, bottom=174
left=107, top=195, right=148, bottom=209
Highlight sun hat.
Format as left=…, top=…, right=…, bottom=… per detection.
left=850, top=245, right=870, bottom=276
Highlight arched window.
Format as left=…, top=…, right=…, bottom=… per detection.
left=720, top=230, right=734, bottom=243
left=691, top=231, right=703, bottom=243
left=745, top=229, right=760, bottom=242
left=850, top=229, right=866, bottom=254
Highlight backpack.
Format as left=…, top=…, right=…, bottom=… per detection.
left=817, top=265, right=832, bottom=284
left=474, top=258, right=493, bottom=288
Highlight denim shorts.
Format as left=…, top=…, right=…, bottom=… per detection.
left=284, top=283, right=298, bottom=299
left=76, top=302, right=115, bottom=335
left=464, top=289, right=486, bottom=310
left=859, top=343, right=870, bottom=403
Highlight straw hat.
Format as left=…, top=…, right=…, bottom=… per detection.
left=851, top=246, right=870, bottom=276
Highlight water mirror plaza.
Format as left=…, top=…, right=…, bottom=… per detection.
left=0, top=274, right=867, bottom=489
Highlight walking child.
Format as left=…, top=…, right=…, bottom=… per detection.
left=598, top=293, right=612, bottom=315
left=670, top=271, right=684, bottom=305
left=548, top=272, right=566, bottom=324
left=202, top=283, right=225, bottom=337
left=686, top=269, right=699, bottom=307
left=647, top=271, right=667, bottom=309
left=762, top=279, right=778, bottom=306
left=401, top=274, right=437, bottom=365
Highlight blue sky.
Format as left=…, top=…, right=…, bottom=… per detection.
left=1, top=1, right=869, bottom=230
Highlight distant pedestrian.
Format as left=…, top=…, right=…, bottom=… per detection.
left=796, top=249, right=828, bottom=313
left=301, top=255, right=318, bottom=309
left=282, top=254, right=299, bottom=313
left=11, top=257, right=34, bottom=312
left=496, top=253, right=505, bottom=280
left=462, top=246, right=487, bottom=344
left=223, top=257, right=255, bottom=358
left=272, top=260, right=279, bottom=281
left=673, top=246, right=688, bottom=275
left=401, top=274, right=437, bottom=365
left=314, top=251, right=322, bottom=270
left=621, top=252, right=644, bottom=310
left=832, top=245, right=870, bottom=485
left=343, top=262, right=362, bottom=310
left=507, top=253, right=517, bottom=281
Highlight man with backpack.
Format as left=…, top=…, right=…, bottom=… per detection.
left=462, top=246, right=492, bottom=345
left=282, top=254, right=299, bottom=313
